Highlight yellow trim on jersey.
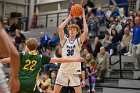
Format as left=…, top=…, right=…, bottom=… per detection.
left=34, top=69, right=43, bottom=92
left=28, top=51, right=37, bottom=55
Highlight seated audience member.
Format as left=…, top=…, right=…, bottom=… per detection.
left=43, top=47, right=59, bottom=72
left=117, top=28, right=132, bottom=54
left=15, top=29, right=26, bottom=51
left=50, top=71, right=57, bottom=91
left=93, top=37, right=102, bottom=58
left=48, top=32, right=60, bottom=48
left=39, top=31, right=51, bottom=51
left=85, top=53, right=94, bottom=66
left=102, top=32, right=112, bottom=52
left=110, top=5, right=120, bottom=18
left=96, top=47, right=111, bottom=81
left=86, top=60, right=97, bottom=92
left=82, top=39, right=93, bottom=54
left=87, top=13, right=99, bottom=37
left=39, top=72, right=51, bottom=91
left=110, top=29, right=120, bottom=55
left=82, top=48, right=94, bottom=60
left=96, top=7, right=105, bottom=26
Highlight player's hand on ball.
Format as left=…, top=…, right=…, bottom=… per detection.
left=75, top=57, right=84, bottom=62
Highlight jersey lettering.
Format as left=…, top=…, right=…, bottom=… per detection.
left=23, top=59, right=37, bottom=71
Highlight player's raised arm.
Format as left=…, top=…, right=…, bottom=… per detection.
left=80, top=9, right=88, bottom=43
left=50, top=57, right=84, bottom=63
left=0, top=22, right=20, bottom=93
left=0, top=23, right=10, bottom=57
left=58, top=15, right=71, bottom=41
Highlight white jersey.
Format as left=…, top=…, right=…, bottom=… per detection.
left=59, top=36, right=82, bottom=74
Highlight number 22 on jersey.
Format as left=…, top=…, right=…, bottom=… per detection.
left=23, top=59, right=37, bottom=71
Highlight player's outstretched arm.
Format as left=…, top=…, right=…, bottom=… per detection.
left=50, top=57, right=84, bottom=63
left=58, top=15, right=71, bottom=41
left=80, top=9, right=88, bottom=43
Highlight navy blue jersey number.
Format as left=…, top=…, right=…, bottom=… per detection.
left=67, top=49, right=74, bottom=56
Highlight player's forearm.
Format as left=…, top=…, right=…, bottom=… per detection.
left=10, top=51, right=20, bottom=78
left=58, top=16, right=71, bottom=30
left=0, top=57, right=11, bottom=64
left=82, top=70, right=86, bottom=81
left=83, top=15, right=88, bottom=35
left=50, top=57, right=81, bottom=63
left=5, top=32, right=20, bottom=78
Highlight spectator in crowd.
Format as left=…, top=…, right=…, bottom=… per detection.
left=119, top=8, right=127, bottom=26
left=39, top=31, right=51, bottom=51
left=86, top=60, right=97, bottom=92
left=39, top=72, right=51, bottom=91
left=43, top=47, right=59, bottom=72
left=112, top=18, right=122, bottom=35
left=110, top=5, right=120, bottom=18
left=87, top=12, right=99, bottom=37
left=82, top=48, right=94, bottom=60
left=81, top=0, right=95, bottom=9
left=102, top=32, right=112, bottom=52
left=107, top=17, right=115, bottom=34
left=46, top=48, right=53, bottom=57
left=85, top=53, right=94, bottom=65
left=82, top=38, right=93, bottom=54
left=67, top=0, right=75, bottom=15
left=129, top=21, right=134, bottom=33
left=96, top=47, right=110, bottom=81
left=117, top=27, right=132, bottom=54
left=106, top=5, right=112, bottom=22
left=14, top=29, right=26, bottom=51
left=48, top=32, right=60, bottom=48
left=110, top=29, right=120, bottom=55
left=96, top=7, right=105, bottom=26
left=9, top=18, right=20, bottom=37
left=131, top=17, right=140, bottom=70
left=93, top=37, right=102, bottom=59
left=124, top=16, right=133, bottom=29
left=50, top=71, right=57, bottom=91
left=128, top=11, right=135, bottom=20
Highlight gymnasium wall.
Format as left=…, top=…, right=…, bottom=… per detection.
left=0, top=0, right=28, bottom=18
left=5, top=3, right=26, bottom=17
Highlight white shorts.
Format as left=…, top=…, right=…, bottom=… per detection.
left=55, top=72, right=81, bottom=87
left=0, top=68, right=10, bottom=93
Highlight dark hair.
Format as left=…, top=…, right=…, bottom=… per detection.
left=111, top=29, right=118, bottom=36
left=41, top=72, right=49, bottom=76
left=105, top=32, right=110, bottom=35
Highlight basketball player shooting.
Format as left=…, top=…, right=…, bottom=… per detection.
left=53, top=8, right=88, bottom=93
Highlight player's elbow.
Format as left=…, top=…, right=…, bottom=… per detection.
left=85, top=29, right=88, bottom=35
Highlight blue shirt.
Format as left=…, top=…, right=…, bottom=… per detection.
left=132, top=25, right=140, bottom=45
left=40, top=34, right=51, bottom=45
left=110, top=9, right=120, bottom=18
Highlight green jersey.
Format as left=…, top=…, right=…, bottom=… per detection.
left=18, top=52, right=51, bottom=93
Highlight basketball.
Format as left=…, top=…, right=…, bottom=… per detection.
left=70, top=4, right=83, bottom=17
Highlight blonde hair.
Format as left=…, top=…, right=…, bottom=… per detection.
left=26, top=38, right=38, bottom=51
left=67, top=24, right=80, bottom=33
